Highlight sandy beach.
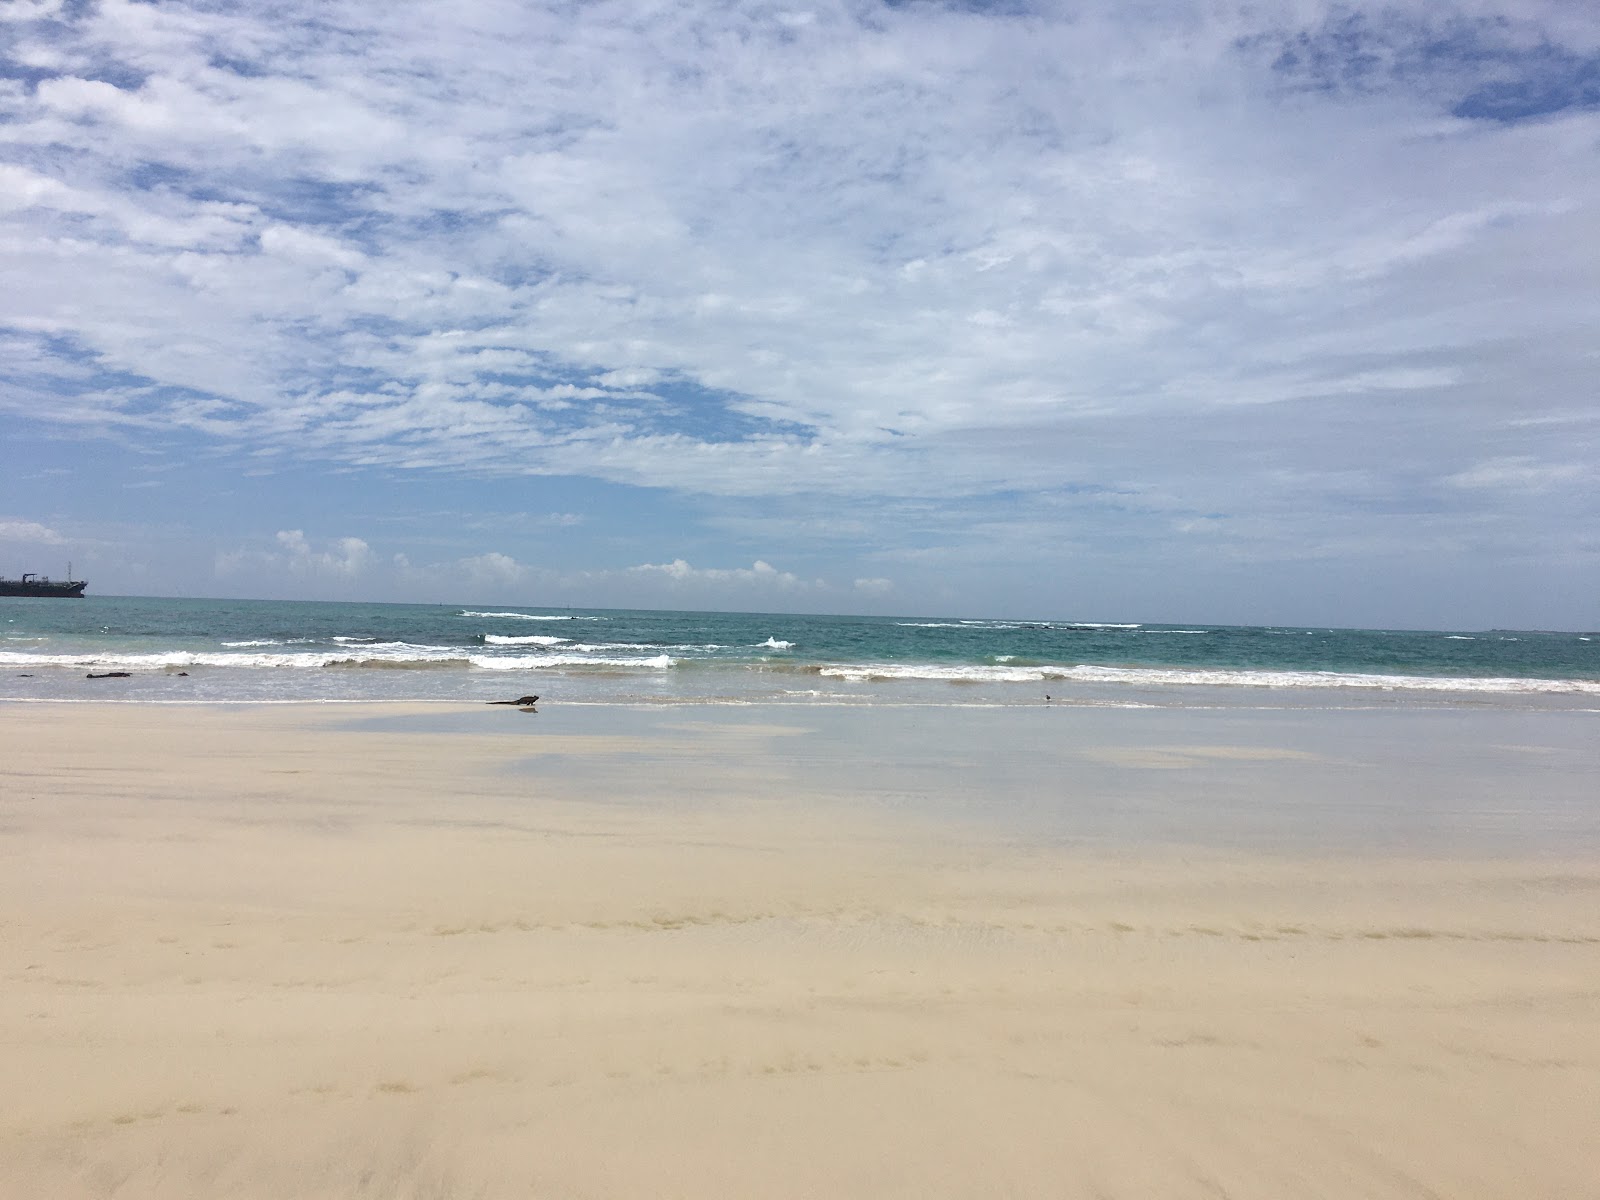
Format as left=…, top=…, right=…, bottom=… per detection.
left=2, top=700, right=1597, bottom=1198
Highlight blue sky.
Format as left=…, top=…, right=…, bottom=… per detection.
left=2, top=0, right=1597, bottom=627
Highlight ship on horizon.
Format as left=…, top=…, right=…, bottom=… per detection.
left=0, top=570, right=87, bottom=598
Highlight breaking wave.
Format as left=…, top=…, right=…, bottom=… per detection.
left=0, top=648, right=675, bottom=672
left=460, top=610, right=600, bottom=621
left=812, top=661, right=1600, bottom=694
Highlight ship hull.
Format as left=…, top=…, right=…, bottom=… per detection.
left=0, top=580, right=87, bottom=598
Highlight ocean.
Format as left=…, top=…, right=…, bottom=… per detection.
left=2, top=595, right=1597, bottom=709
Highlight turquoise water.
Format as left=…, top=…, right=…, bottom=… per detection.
left=2, top=595, right=1597, bottom=707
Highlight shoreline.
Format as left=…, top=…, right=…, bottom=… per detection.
left=5, top=697, right=1599, bottom=856
left=5, top=687, right=1600, bottom=715
left=3, top=701, right=1598, bottom=1196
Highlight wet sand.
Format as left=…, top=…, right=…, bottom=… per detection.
left=1, top=701, right=1597, bottom=1198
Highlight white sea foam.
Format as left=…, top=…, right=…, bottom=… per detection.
left=469, top=653, right=673, bottom=670
left=757, top=638, right=794, bottom=650
left=4, top=644, right=1591, bottom=694
left=1053, top=665, right=1600, bottom=694
left=820, top=663, right=1058, bottom=684
left=1444, top=635, right=1476, bottom=640
left=460, top=610, right=599, bottom=621
left=483, top=634, right=569, bottom=646
left=1139, top=629, right=1209, bottom=635
left=509, top=641, right=718, bottom=655
left=1065, top=622, right=1140, bottom=630
left=560, top=641, right=715, bottom=653
left=897, top=621, right=1028, bottom=630
left=600, top=643, right=722, bottom=653
left=0, top=644, right=674, bottom=672
left=332, top=640, right=437, bottom=651
left=0, top=650, right=344, bottom=669
left=814, top=661, right=1600, bottom=694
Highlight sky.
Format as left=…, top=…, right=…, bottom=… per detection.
left=2, top=0, right=1597, bottom=628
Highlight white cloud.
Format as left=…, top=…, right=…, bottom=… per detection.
left=627, top=558, right=808, bottom=591
left=457, top=551, right=528, bottom=588
left=217, top=530, right=373, bottom=582
left=3, top=0, right=1598, bottom=621
left=0, top=518, right=67, bottom=545
left=274, top=530, right=373, bottom=578
left=1445, top=457, right=1590, bottom=491
left=596, top=367, right=662, bottom=389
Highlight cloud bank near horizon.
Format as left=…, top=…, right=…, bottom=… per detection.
left=2, top=0, right=1597, bottom=622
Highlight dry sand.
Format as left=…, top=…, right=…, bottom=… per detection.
left=1, top=701, right=1597, bottom=1198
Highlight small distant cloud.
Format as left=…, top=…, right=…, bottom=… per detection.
left=854, top=577, right=893, bottom=596
left=596, top=368, right=663, bottom=389
left=218, top=530, right=374, bottom=580
left=276, top=530, right=373, bottom=577
left=458, top=551, right=528, bottom=587
left=6, top=0, right=69, bottom=20
left=628, top=558, right=806, bottom=589
left=386, top=548, right=538, bottom=597
left=0, top=518, right=67, bottom=545
left=1444, top=458, right=1587, bottom=492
